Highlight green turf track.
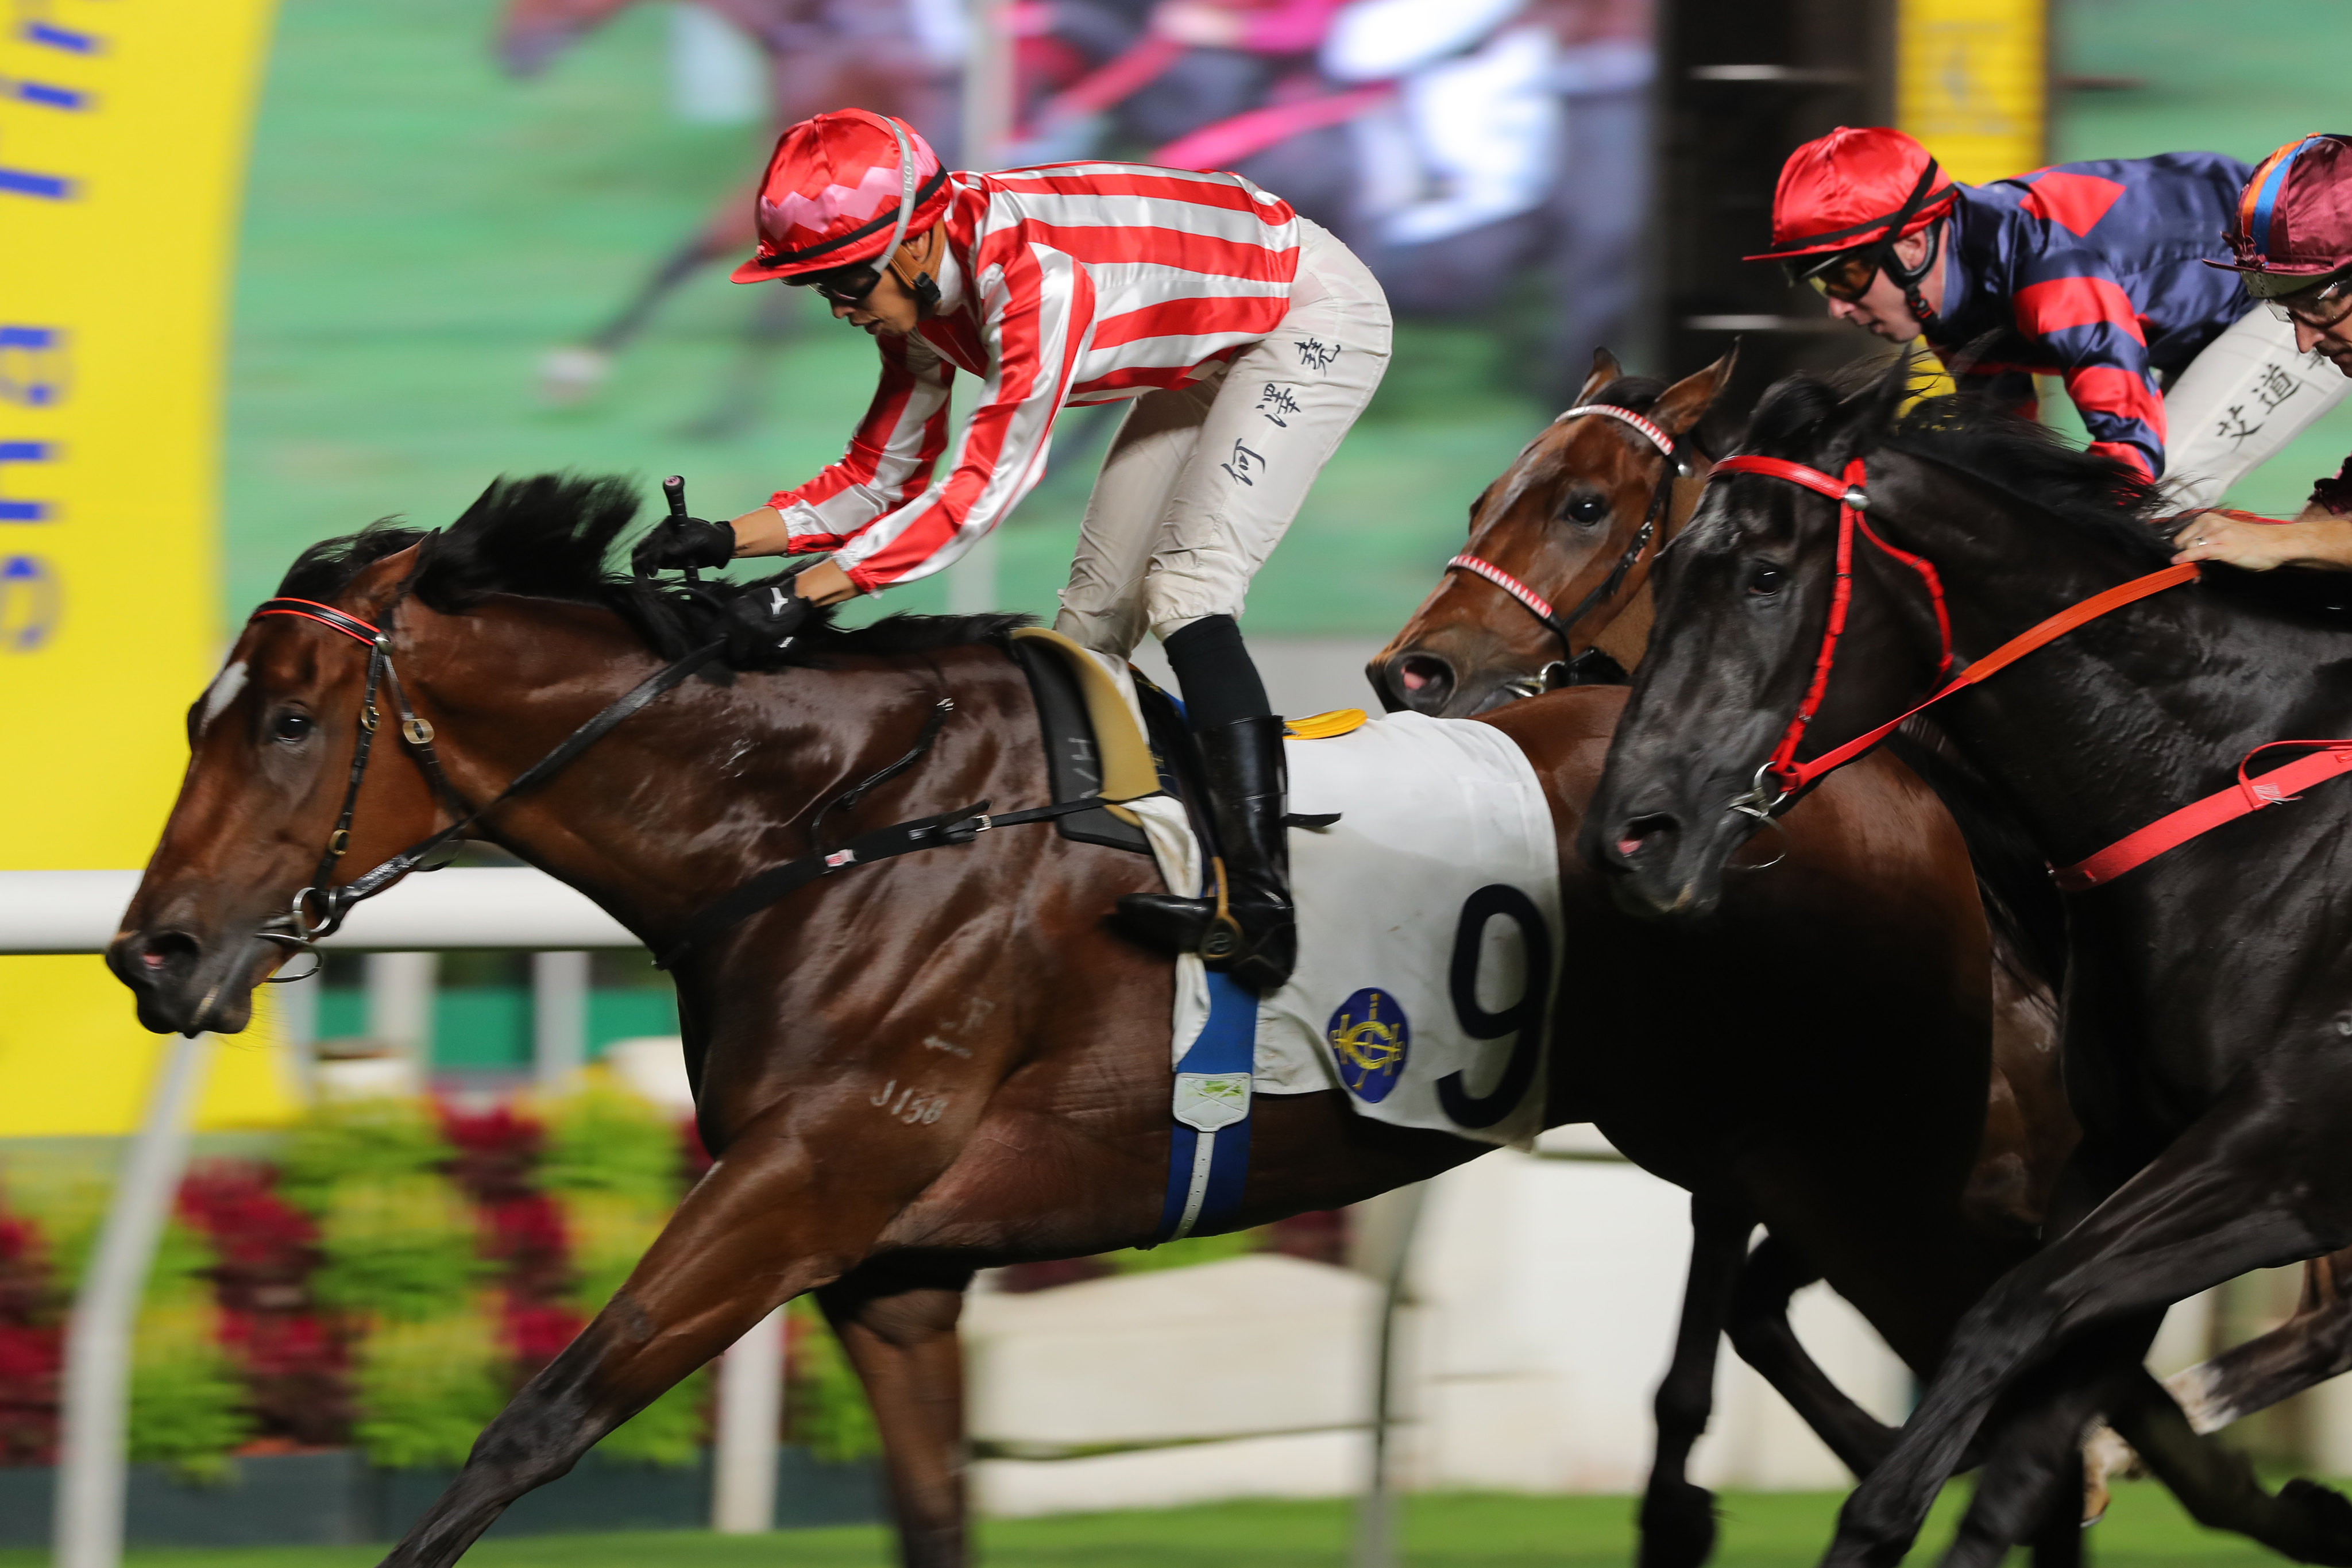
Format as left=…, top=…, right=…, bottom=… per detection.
left=223, top=0, right=1541, bottom=640
left=0, top=1482, right=2310, bottom=1568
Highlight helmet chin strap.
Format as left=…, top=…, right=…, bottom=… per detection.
left=1889, top=219, right=1944, bottom=335
left=879, top=118, right=941, bottom=315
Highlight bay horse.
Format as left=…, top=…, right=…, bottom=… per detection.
left=123, top=476, right=2063, bottom=1568
left=1369, top=349, right=2352, bottom=1557
left=1584, top=365, right=2352, bottom=1566
left=495, top=0, right=956, bottom=410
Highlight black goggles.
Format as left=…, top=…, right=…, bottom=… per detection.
left=1785, top=248, right=1882, bottom=302
left=788, top=261, right=886, bottom=306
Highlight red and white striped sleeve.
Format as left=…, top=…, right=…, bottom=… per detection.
left=829, top=243, right=1096, bottom=592
left=766, top=334, right=955, bottom=553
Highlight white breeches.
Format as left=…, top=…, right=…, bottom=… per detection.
left=2162, top=307, right=2350, bottom=509
left=1052, top=219, right=1393, bottom=658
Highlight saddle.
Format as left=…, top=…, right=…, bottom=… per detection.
left=1004, top=628, right=1358, bottom=863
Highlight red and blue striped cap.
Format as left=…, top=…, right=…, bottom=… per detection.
left=2210, top=134, right=2352, bottom=295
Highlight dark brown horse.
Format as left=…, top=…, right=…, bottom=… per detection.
left=1370, top=349, right=2352, bottom=1559
left=1584, top=367, right=2352, bottom=1567
left=117, top=474, right=2065, bottom=1568
left=496, top=0, right=956, bottom=410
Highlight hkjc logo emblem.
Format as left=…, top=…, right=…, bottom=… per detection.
left=1327, top=987, right=1408, bottom=1103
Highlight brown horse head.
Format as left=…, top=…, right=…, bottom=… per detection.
left=111, top=531, right=451, bottom=1036
left=497, top=0, right=640, bottom=77
left=1367, top=346, right=1739, bottom=717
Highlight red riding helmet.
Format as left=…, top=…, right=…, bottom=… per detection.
left=1746, top=125, right=1959, bottom=264
left=729, top=108, right=952, bottom=285
left=2207, top=133, right=2352, bottom=297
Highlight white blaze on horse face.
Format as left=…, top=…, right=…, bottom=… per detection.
left=198, top=660, right=249, bottom=737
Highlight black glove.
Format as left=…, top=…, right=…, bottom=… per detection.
left=632, top=515, right=736, bottom=577
left=724, top=582, right=814, bottom=664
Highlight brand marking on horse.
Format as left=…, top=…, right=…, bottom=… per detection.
left=869, top=1077, right=949, bottom=1124
left=921, top=1036, right=972, bottom=1058
left=198, top=660, right=248, bottom=736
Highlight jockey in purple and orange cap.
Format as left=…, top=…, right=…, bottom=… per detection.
left=1752, top=127, right=2347, bottom=510
left=2175, top=134, right=2352, bottom=573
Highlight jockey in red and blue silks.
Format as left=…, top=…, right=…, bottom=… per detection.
left=1751, top=126, right=2348, bottom=508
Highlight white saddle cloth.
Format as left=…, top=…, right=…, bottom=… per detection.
left=1076, top=646, right=1562, bottom=1152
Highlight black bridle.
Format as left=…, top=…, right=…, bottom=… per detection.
left=1444, top=403, right=1692, bottom=697
left=247, top=587, right=728, bottom=974
left=235, top=580, right=1118, bottom=988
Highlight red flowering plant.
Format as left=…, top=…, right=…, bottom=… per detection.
left=176, top=1161, right=346, bottom=1450
left=0, top=1207, right=59, bottom=1465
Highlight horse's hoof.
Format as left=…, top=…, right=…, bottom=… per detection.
left=2277, top=1477, right=2352, bottom=1564
left=1636, top=1479, right=1718, bottom=1568
left=539, top=346, right=611, bottom=405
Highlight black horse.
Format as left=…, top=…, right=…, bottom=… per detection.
left=1584, top=364, right=2352, bottom=1568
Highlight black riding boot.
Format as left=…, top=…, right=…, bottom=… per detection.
left=1117, top=714, right=1297, bottom=993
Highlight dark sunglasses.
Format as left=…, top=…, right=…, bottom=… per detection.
left=789, top=261, right=885, bottom=307
left=1785, top=248, right=1881, bottom=303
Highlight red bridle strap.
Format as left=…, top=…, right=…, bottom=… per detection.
left=1711, top=455, right=1958, bottom=793
left=252, top=597, right=385, bottom=646
left=2053, top=740, right=2352, bottom=891
left=1774, top=558, right=2199, bottom=795
left=1708, top=452, right=2202, bottom=802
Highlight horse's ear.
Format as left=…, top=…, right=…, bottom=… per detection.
left=1573, top=347, right=1624, bottom=407
left=1648, top=341, right=1740, bottom=442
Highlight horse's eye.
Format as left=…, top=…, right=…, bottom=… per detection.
left=272, top=712, right=314, bottom=743
left=1563, top=492, right=1609, bottom=526
left=1747, top=565, right=1788, bottom=597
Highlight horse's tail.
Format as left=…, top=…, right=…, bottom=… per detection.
left=1884, top=724, right=2068, bottom=1000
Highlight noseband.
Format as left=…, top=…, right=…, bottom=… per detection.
left=1446, top=403, right=1688, bottom=696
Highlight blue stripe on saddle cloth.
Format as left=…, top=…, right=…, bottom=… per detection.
left=1152, top=970, right=1257, bottom=1243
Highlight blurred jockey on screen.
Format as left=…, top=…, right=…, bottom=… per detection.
left=1752, top=126, right=2347, bottom=509
left=631, top=107, right=1394, bottom=992
left=2173, top=134, right=2352, bottom=574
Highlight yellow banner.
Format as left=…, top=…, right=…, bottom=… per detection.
left=0, top=0, right=295, bottom=1133
left=1898, top=0, right=2046, bottom=186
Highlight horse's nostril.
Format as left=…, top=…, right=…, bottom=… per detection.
left=139, top=931, right=200, bottom=973
left=1396, top=654, right=1453, bottom=695
left=1615, top=814, right=1679, bottom=860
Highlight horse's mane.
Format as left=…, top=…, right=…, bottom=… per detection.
left=273, top=474, right=1031, bottom=669
left=1743, top=363, right=2172, bottom=567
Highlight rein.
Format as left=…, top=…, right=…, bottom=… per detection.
left=248, top=591, right=1117, bottom=977
left=1701, top=455, right=2346, bottom=892
left=1447, top=403, right=1685, bottom=691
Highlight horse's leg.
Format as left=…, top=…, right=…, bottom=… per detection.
left=817, top=1265, right=974, bottom=1568
left=1934, top=1330, right=2151, bottom=1568
left=1725, top=1235, right=1898, bottom=1477
left=2165, top=1245, right=2352, bottom=1431
left=1824, top=1086, right=2352, bottom=1568
left=374, top=1132, right=905, bottom=1568
left=2102, top=1366, right=2352, bottom=1562
left=1637, top=1195, right=1754, bottom=1568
